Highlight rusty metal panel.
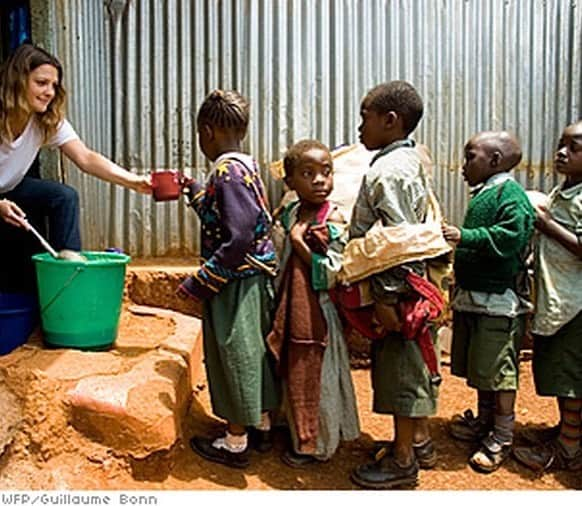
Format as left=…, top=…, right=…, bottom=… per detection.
left=48, top=0, right=582, bottom=255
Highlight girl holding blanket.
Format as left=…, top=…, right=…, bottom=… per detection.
left=267, top=139, right=360, bottom=467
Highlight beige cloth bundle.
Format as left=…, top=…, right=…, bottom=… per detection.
left=338, top=189, right=452, bottom=284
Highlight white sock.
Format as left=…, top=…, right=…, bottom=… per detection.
left=212, top=431, right=248, bottom=453
left=255, top=412, right=271, bottom=432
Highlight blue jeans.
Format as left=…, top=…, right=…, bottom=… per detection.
left=1, top=176, right=81, bottom=292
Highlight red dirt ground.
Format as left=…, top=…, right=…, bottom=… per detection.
left=1, top=310, right=580, bottom=491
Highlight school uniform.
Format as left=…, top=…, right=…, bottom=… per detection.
left=450, top=173, right=535, bottom=391
left=349, top=139, right=439, bottom=417
left=531, top=181, right=582, bottom=398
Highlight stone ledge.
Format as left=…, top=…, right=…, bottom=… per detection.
left=67, top=349, right=191, bottom=459
left=65, top=304, right=202, bottom=458
left=0, top=295, right=202, bottom=460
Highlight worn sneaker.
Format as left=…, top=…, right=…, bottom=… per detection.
left=518, top=424, right=560, bottom=446
left=513, top=440, right=582, bottom=472
left=372, top=438, right=438, bottom=469
left=448, top=409, right=491, bottom=442
left=351, top=454, right=419, bottom=490
left=189, top=436, right=250, bottom=469
left=469, top=433, right=512, bottom=474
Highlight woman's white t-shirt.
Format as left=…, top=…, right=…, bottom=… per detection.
left=0, top=118, right=79, bottom=193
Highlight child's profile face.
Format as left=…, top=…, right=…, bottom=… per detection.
left=555, top=123, right=582, bottom=183
left=285, top=148, right=333, bottom=206
left=462, top=137, right=495, bottom=187
left=359, top=99, right=389, bottom=150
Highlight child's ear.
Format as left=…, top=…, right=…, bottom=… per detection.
left=201, top=124, right=215, bottom=140
left=491, top=151, right=502, bottom=167
left=383, top=111, right=398, bottom=130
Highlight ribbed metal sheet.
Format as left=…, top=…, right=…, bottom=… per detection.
left=44, top=0, right=582, bottom=255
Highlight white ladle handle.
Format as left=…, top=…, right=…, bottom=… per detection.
left=26, top=222, right=59, bottom=258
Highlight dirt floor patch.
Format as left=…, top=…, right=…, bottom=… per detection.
left=1, top=329, right=580, bottom=490
left=0, top=285, right=579, bottom=491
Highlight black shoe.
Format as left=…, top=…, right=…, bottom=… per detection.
left=448, top=409, right=491, bottom=443
left=281, top=449, right=319, bottom=468
left=372, top=438, right=437, bottom=469
left=247, top=427, right=273, bottom=453
left=513, top=440, right=582, bottom=472
left=518, top=424, right=560, bottom=446
left=189, top=436, right=250, bottom=469
left=351, top=455, right=419, bottom=490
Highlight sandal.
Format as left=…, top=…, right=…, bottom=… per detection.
left=468, top=433, right=512, bottom=474
left=448, top=409, right=491, bottom=443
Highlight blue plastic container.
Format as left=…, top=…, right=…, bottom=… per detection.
left=0, top=293, right=38, bottom=355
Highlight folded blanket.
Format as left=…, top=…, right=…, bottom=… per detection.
left=338, top=189, right=452, bottom=284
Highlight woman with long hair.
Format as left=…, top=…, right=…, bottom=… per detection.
left=0, top=44, right=151, bottom=291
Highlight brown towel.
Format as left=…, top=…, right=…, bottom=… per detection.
left=266, top=252, right=328, bottom=453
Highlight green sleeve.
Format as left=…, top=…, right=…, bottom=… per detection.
left=460, top=196, right=534, bottom=258
left=311, top=222, right=346, bottom=291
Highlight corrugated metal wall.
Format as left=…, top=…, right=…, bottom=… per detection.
left=44, top=0, right=582, bottom=256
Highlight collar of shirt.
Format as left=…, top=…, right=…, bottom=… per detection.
left=207, top=151, right=253, bottom=181
left=471, top=172, right=514, bottom=196
left=556, top=180, right=582, bottom=201
left=370, top=138, right=416, bottom=166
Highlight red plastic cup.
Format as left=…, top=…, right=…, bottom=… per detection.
left=151, top=170, right=184, bottom=202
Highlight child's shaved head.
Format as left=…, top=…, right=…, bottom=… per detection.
left=471, top=131, right=522, bottom=171
left=563, top=120, right=582, bottom=136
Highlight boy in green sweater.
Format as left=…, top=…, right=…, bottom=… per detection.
left=442, top=131, right=535, bottom=473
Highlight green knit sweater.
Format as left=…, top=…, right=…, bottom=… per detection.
left=454, top=179, right=535, bottom=294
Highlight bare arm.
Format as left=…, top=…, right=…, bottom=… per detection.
left=59, top=139, right=151, bottom=194
left=290, top=221, right=312, bottom=266
left=536, top=205, right=582, bottom=258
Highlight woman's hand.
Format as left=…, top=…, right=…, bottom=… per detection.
left=127, top=174, right=153, bottom=195
left=0, top=199, right=28, bottom=228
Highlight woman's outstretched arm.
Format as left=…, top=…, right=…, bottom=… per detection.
left=60, top=139, right=151, bottom=194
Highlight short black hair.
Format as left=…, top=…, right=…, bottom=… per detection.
left=365, top=81, right=423, bottom=135
left=283, top=139, right=331, bottom=178
left=196, top=89, right=249, bottom=136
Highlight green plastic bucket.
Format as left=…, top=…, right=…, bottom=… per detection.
left=32, top=251, right=130, bottom=350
